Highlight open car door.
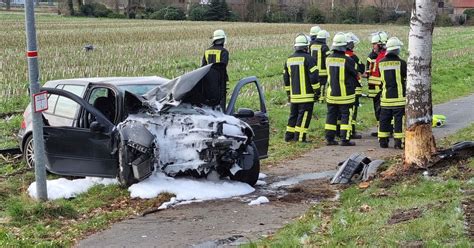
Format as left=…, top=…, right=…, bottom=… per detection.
left=226, top=77, right=269, bottom=159
left=40, top=87, right=118, bottom=178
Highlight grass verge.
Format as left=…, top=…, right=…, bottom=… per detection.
left=250, top=124, right=474, bottom=247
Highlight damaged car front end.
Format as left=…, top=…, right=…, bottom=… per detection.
left=117, top=65, right=262, bottom=186
left=34, top=64, right=268, bottom=187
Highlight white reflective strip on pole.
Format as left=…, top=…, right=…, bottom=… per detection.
left=25, top=0, right=48, bottom=201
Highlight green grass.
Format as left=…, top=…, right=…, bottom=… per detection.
left=251, top=124, right=474, bottom=247
left=0, top=172, right=172, bottom=247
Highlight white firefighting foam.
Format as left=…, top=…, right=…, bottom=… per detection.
left=122, top=104, right=248, bottom=176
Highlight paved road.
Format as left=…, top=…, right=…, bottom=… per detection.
left=78, top=94, right=474, bottom=248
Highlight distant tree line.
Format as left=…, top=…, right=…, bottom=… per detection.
left=40, top=0, right=474, bottom=26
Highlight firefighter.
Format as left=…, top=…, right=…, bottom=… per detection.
left=365, top=31, right=388, bottom=136
left=309, top=29, right=330, bottom=103
left=309, top=26, right=321, bottom=40
left=202, top=29, right=229, bottom=110
left=344, top=32, right=365, bottom=139
left=284, top=34, right=319, bottom=143
left=378, top=37, right=407, bottom=149
left=325, top=32, right=358, bottom=146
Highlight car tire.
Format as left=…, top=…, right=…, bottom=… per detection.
left=117, top=141, right=138, bottom=188
left=23, top=135, right=35, bottom=168
left=230, top=142, right=260, bottom=186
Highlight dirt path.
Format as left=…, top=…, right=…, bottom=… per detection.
left=78, top=94, right=474, bottom=248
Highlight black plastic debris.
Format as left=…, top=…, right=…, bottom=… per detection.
left=84, top=44, right=94, bottom=51
left=436, top=141, right=474, bottom=159
left=331, top=153, right=384, bottom=184
left=0, top=148, right=21, bottom=156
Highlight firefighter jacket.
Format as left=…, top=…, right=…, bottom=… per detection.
left=366, top=49, right=385, bottom=97
left=309, top=39, right=330, bottom=77
left=202, top=44, right=229, bottom=82
left=325, top=51, right=358, bottom=105
left=345, top=50, right=365, bottom=96
left=379, top=53, right=407, bottom=108
left=283, top=50, right=319, bottom=103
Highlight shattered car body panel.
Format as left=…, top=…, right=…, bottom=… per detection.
left=121, top=105, right=252, bottom=176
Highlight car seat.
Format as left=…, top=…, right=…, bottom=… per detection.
left=93, top=96, right=115, bottom=122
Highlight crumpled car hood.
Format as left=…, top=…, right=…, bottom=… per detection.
left=142, top=64, right=213, bottom=112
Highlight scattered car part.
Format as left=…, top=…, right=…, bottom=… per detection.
left=331, top=153, right=384, bottom=184
left=436, top=141, right=474, bottom=159
left=331, top=153, right=369, bottom=184
left=0, top=147, right=21, bottom=156
left=361, top=160, right=385, bottom=182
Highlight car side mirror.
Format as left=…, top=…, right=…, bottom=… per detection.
left=90, top=121, right=105, bottom=133
left=235, top=108, right=255, bottom=118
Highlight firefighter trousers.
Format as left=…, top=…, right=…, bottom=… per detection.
left=352, top=95, right=360, bottom=134
left=378, top=107, right=405, bottom=141
left=325, top=103, right=352, bottom=141
left=371, top=92, right=381, bottom=122
left=318, top=76, right=328, bottom=103
left=285, top=102, right=314, bottom=142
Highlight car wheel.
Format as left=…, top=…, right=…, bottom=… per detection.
left=117, top=141, right=138, bottom=188
left=230, top=142, right=260, bottom=186
left=23, top=135, right=35, bottom=168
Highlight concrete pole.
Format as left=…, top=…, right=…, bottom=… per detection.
left=24, top=0, right=48, bottom=201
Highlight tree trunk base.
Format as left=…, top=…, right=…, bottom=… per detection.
left=404, top=124, right=436, bottom=169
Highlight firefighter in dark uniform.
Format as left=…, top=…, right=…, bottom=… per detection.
left=202, top=29, right=229, bottom=111
left=309, top=29, right=330, bottom=103
left=325, top=32, right=358, bottom=146
left=365, top=31, right=388, bottom=136
left=378, top=37, right=407, bottom=149
left=344, top=32, right=365, bottom=139
left=284, top=34, right=319, bottom=143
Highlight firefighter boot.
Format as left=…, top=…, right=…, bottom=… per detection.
left=394, top=139, right=403, bottom=149
left=340, top=140, right=356, bottom=146
left=351, top=125, right=362, bottom=139
left=379, top=138, right=389, bottom=148
left=285, top=132, right=295, bottom=142
left=326, top=140, right=339, bottom=146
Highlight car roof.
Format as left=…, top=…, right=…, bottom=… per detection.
left=44, top=76, right=169, bottom=87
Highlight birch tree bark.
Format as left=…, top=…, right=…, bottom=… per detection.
left=404, top=0, right=438, bottom=168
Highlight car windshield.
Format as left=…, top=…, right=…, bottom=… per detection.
left=118, top=84, right=158, bottom=95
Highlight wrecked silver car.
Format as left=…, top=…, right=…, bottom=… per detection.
left=18, top=65, right=269, bottom=186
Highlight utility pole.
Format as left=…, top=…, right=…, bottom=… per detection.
left=404, top=0, right=437, bottom=169
left=25, top=0, right=48, bottom=201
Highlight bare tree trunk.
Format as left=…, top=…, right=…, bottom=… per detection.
left=115, top=0, right=119, bottom=13
left=404, top=0, right=438, bottom=169
left=6, top=0, right=11, bottom=10
left=67, top=0, right=74, bottom=15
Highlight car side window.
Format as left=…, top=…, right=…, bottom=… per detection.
left=88, top=88, right=109, bottom=104
left=84, top=87, right=117, bottom=125
left=53, top=85, right=85, bottom=120
left=44, top=84, right=64, bottom=115
left=232, top=85, right=262, bottom=114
